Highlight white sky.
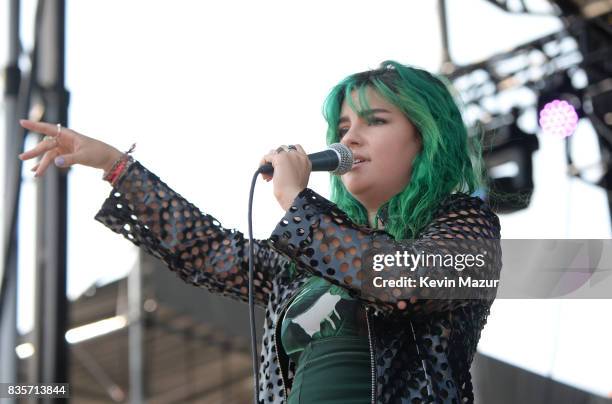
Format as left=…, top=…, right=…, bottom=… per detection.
left=1, top=0, right=611, bottom=398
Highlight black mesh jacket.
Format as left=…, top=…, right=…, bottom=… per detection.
left=95, top=161, right=502, bottom=404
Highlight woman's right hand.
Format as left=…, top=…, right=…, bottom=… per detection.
left=18, top=119, right=124, bottom=178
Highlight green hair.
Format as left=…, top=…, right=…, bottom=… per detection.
left=322, top=60, right=487, bottom=239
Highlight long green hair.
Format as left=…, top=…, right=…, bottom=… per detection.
left=323, top=60, right=486, bottom=239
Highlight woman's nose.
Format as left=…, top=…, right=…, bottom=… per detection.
left=340, top=126, right=361, bottom=146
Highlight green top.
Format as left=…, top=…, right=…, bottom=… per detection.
left=280, top=276, right=369, bottom=361
left=281, top=276, right=371, bottom=403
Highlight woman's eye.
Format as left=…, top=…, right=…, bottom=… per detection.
left=368, top=118, right=386, bottom=125
left=338, top=119, right=385, bottom=138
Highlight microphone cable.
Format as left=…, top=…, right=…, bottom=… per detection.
left=246, top=145, right=351, bottom=403
left=247, top=167, right=267, bottom=404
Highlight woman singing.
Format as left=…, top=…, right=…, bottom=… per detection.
left=18, top=60, right=502, bottom=403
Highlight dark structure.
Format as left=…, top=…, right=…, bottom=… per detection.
left=438, top=0, right=612, bottom=215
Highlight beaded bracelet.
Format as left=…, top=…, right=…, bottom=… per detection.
left=108, top=155, right=134, bottom=186
left=103, top=143, right=136, bottom=186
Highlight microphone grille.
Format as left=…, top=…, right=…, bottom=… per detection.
left=328, top=143, right=353, bottom=175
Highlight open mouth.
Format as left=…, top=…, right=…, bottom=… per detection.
left=353, top=158, right=368, bottom=167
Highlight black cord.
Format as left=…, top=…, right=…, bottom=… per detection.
left=247, top=167, right=266, bottom=404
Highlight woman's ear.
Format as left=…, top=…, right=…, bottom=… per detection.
left=416, top=131, right=424, bottom=151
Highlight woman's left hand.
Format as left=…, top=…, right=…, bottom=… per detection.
left=260, top=144, right=311, bottom=211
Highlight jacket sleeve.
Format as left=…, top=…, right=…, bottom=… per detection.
left=268, top=187, right=502, bottom=319
left=94, top=160, right=287, bottom=308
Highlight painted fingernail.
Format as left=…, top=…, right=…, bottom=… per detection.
left=54, top=156, right=65, bottom=167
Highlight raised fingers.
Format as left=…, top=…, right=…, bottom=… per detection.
left=19, top=119, right=60, bottom=136
left=18, top=137, right=59, bottom=161
left=34, top=149, right=60, bottom=177
left=18, top=120, right=60, bottom=160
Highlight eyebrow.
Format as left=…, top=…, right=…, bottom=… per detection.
left=338, top=108, right=391, bottom=124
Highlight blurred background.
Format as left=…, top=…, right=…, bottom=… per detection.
left=0, top=0, right=611, bottom=402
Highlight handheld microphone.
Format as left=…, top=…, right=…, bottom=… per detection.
left=258, top=143, right=353, bottom=176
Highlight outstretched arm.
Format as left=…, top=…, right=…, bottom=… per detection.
left=95, top=160, right=289, bottom=308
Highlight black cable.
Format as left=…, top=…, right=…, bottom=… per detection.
left=247, top=167, right=266, bottom=404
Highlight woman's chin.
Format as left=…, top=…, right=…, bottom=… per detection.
left=342, top=178, right=371, bottom=200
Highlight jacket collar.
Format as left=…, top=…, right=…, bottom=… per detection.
left=375, top=203, right=389, bottom=229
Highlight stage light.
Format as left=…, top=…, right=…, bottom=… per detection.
left=15, top=343, right=35, bottom=359
left=539, top=99, right=579, bottom=138
left=65, top=315, right=128, bottom=344
left=536, top=71, right=584, bottom=136
left=479, top=108, right=540, bottom=213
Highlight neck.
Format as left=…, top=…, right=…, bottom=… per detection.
left=359, top=194, right=387, bottom=228
left=368, top=209, right=383, bottom=229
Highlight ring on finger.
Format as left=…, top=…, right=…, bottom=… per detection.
left=287, top=145, right=297, bottom=151
left=44, top=135, right=57, bottom=144
left=275, top=145, right=290, bottom=154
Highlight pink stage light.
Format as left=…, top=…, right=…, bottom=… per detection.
left=538, top=99, right=579, bottom=138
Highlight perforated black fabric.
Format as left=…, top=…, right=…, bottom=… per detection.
left=269, top=188, right=502, bottom=318
left=95, top=161, right=502, bottom=404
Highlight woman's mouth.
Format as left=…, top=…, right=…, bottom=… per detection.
left=352, top=159, right=368, bottom=168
